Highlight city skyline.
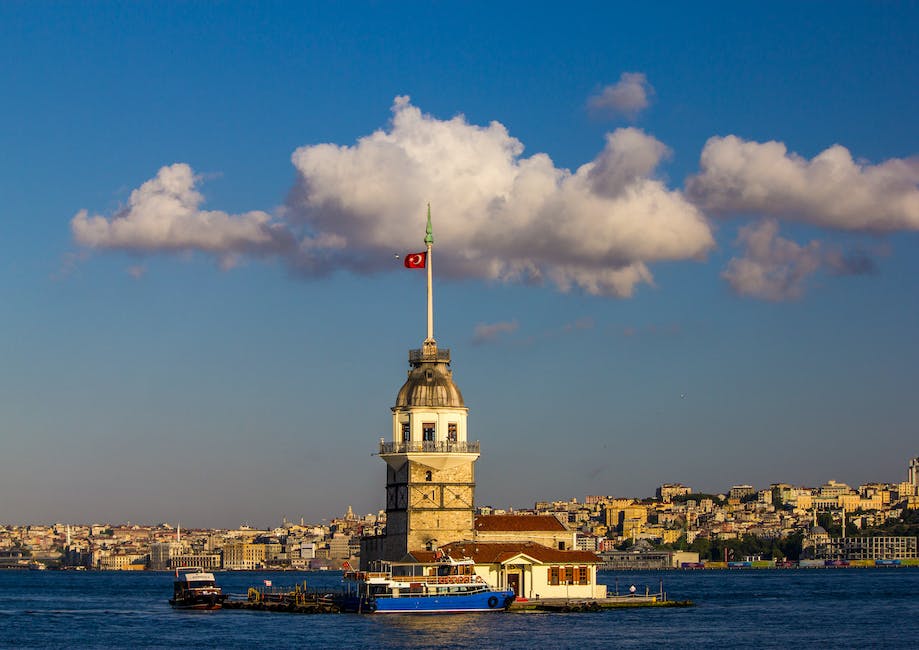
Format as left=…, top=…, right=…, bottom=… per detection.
left=1, top=3, right=917, bottom=528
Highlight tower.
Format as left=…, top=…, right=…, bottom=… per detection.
left=361, top=207, right=480, bottom=567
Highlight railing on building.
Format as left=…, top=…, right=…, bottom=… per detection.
left=408, top=348, right=451, bottom=363
left=379, top=440, right=480, bottom=454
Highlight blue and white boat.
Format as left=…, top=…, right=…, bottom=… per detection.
left=342, top=557, right=514, bottom=613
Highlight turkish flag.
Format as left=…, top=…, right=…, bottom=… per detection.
left=404, top=252, right=427, bottom=269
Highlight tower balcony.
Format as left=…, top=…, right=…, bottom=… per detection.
left=408, top=348, right=451, bottom=364
left=379, top=440, right=480, bottom=455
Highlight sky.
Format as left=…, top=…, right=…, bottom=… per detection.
left=1, top=2, right=917, bottom=529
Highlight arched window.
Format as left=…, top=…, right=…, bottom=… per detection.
left=425, top=470, right=433, bottom=482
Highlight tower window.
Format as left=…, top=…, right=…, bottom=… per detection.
left=447, top=423, right=457, bottom=442
left=425, top=471, right=433, bottom=482
left=422, top=423, right=435, bottom=442
left=402, top=423, right=410, bottom=442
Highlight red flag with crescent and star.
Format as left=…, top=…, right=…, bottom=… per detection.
left=404, top=251, right=427, bottom=269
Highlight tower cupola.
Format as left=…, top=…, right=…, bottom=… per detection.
left=395, top=348, right=465, bottom=408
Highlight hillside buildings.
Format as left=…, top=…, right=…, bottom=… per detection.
left=2, top=453, right=917, bottom=569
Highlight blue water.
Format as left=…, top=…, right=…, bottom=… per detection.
left=2, top=569, right=917, bottom=648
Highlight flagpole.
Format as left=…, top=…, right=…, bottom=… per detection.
left=424, top=204, right=435, bottom=352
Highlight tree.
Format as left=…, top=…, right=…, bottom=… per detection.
left=778, top=532, right=804, bottom=561
left=689, top=536, right=711, bottom=560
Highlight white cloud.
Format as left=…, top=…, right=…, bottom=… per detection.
left=71, top=163, right=295, bottom=264
left=472, top=320, right=519, bottom=344
left=71, top=98, right=714, bottom=297
left=722, top=219, right=822, bottom=301
left=687, top=136, right=919, bottom=232
left=588, top=72, right=654, bottom=119
left=288, top=97, right=714, bottom=297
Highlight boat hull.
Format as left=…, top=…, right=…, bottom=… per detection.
left=370, top=590, right=515, bottom=614
left=169, top=594, right=227, bottom=610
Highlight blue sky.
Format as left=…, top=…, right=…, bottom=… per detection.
left=1, top=2, right=917, bottom=528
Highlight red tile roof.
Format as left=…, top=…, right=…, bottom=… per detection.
left=410, top=541, right=600, bottom=565
left=474, top=514, right=568, bottom=532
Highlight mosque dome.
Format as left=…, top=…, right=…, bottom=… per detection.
left=395, top=351, right=465, bottom=408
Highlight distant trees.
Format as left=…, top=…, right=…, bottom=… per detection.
left=667, top=532, right=804, bottom=562
left=861, top=508, right=919, bottom=537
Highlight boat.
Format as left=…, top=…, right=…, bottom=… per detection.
left=341, top=556, right=515, bottom=613
left=168, top=567, right=227, bottom=609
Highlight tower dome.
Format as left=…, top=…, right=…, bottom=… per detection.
left=395, top=348, right=465, bottom=408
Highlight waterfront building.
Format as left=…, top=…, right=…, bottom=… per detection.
left=409, top=541, right=606, bottom=601
left=97, top=553, right=146, bottom=571
left=815, top=536, right=918, bottom=561
left=148, top=542, right=181, bottom=571
left=598, top=545, right=699, bottom=570
left=170, top=553, right=221, bottom=570
left=222, top=540, right=266, bottom=570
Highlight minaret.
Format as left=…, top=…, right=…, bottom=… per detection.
left=361, top=206, right=480, bottom=568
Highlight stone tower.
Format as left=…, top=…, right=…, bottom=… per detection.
left=360, top=207, right=480, bottom=568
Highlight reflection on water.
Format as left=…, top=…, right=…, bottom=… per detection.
left=373, top=612, right=497, bottom=645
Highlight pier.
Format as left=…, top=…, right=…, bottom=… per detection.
left=509, top=595, right=694, bottom=612
left=222, top=583, right=343, bottom=614
left=222, top=582, right=692, bottom=614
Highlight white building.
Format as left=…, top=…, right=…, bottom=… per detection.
left=410, top=541, right=605, bottom=600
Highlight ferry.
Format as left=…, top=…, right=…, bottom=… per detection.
left=341, top=556, right=515, bottom=614
left=169, top=567, right=227, bottom=610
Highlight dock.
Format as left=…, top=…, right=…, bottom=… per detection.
left=222, top=583, right=343, bottom=613
left=509, top=595, right=694, bottom=612
left=222, top=582, right=692, bottom=614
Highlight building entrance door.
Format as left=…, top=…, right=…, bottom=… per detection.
left=507, top=573, right=520, bottom=596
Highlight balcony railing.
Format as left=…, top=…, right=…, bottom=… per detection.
left=409, top=348, right=451, bottom=363
left=379, top=440, right=480, bottom=454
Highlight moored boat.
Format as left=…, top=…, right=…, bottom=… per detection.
left=169, top=567, right=227, bottom=609
left=342, top=556, right=515, bottom=614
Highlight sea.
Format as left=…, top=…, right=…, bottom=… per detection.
left=2, top=568, right=917, bottom=649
